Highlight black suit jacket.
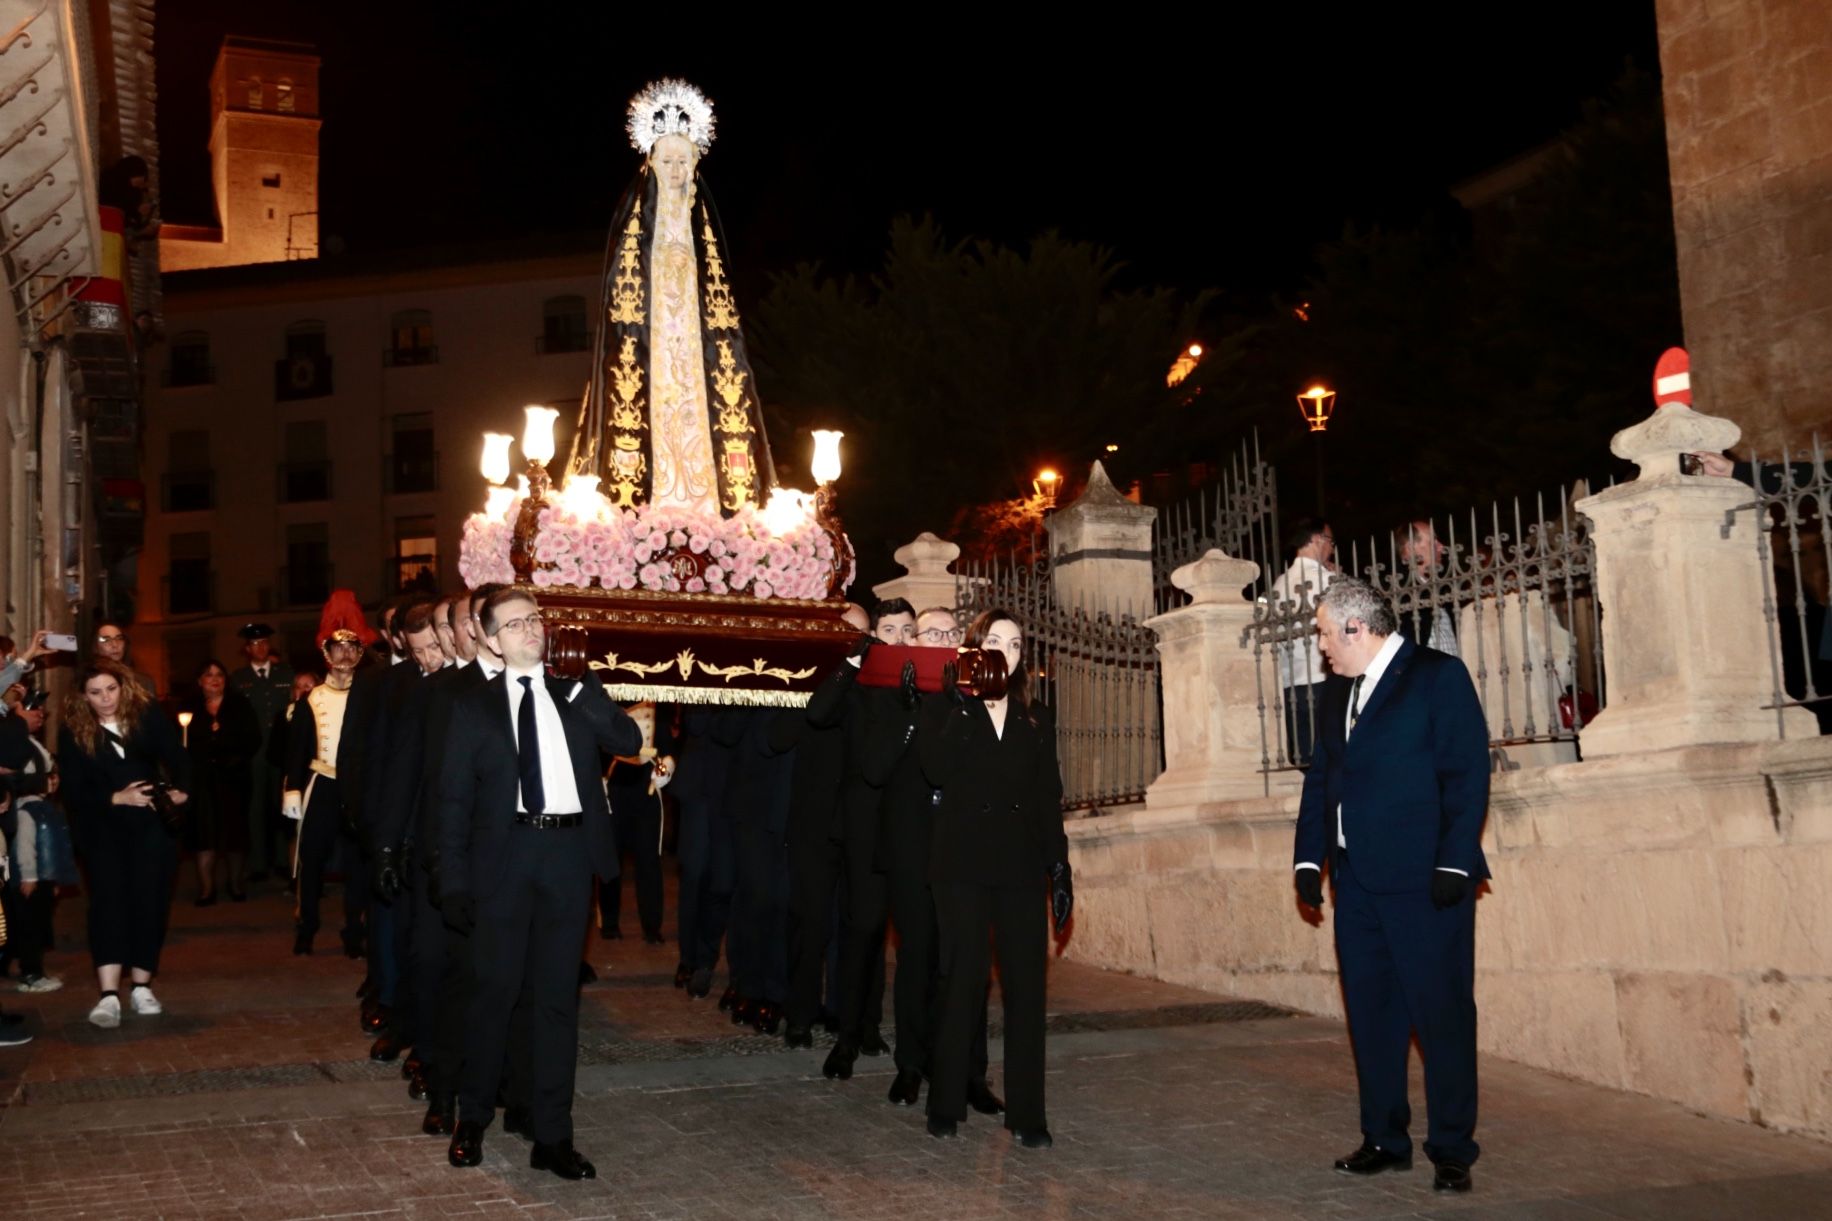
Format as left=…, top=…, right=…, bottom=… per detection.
left=919, top=698, right=1066, bottom=889
left=381, top=660, right=491, bottom=870
left=1293, top=637, right=1491, bottom=894
left=437, top=669, right=640, bottom=898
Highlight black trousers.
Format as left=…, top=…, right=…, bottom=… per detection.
left=408, top=858, right=472, bottom=1099
left=2, top=880, right=55, bottom=978
left=931, top=881, right=1048, bottom=1131
left=81, top=808, right=177, bottom=973
left=731, top=819, right=789, bottom=1003
left=888, top=864, right=988, bottom=1079
left=600, top=789, right=662, bottom=938
left=293, top=779, right=365, bottom=939
left=833, top=837, right=889, bottom=1042
left=461, top=823, right=592, bottom=1145
left=676, top=808, right=733, bottom=972
left=785, top=835, right=840, bottom=1029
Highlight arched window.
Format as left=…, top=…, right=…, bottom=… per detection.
left=167, top=330, right=212, bottom=387
left=387, top=309, right=437, bottom=366
left=540, top=295, right=589, bottom=353
left=246, top=75, right=264, bottom=110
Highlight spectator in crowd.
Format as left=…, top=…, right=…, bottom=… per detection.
left=93, top=623, right=158, bottom=699
left=1394, top=521, right=1459, bottom=660
left=2, top=684, right=75, bottom=992
left=1269, top=516, right=1338, bottom=768
left=180, top=660, right=263, bottom=905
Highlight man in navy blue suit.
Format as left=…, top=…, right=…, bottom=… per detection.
left=1292, top=576, right=1490, bottom=1195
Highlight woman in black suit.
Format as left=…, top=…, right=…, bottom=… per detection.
left=57, top=659, right=190, bottom=1029
left=919, top=608, right=1073, bottom=1148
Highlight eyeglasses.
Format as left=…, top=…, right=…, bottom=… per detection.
left=918, top=628, right=961, bottom=643
left=496, top=612, right=544, bottom=635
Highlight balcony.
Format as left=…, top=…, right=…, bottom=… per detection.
left=161, top=471, right=215, bottom=512
left=383, top=345, right=439, bottom=368
left=278, top=563, right=334, bottom=608
left=162, top=568, right=216, bottom=615
left=275, top=354, right=334, bottom=401
left=386, top=553, right=440, bottom=594
left=278, top=461, right=333, bottom=503
left=385, top=448, right=439, bottom=495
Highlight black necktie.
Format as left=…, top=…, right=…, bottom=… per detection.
left=1348, top=675, right=1365, bottom=734
left=517, top=676, right=545, bottom=814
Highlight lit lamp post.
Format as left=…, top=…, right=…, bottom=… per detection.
left=480, top=432, right=516, bottom=518
left=510, top=406, right=560, bottom=582
left=1296, top=384, right=1337, bottom=515
left=810, top=429, right=853, bottom=597
left=1033, top=466, right=1061, bottom=509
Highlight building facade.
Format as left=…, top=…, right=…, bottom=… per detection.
left=137, top=243, right=600, bottom=685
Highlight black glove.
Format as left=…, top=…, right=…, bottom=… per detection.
left=899, top=660, right=919, bottom=710
left=1048, top=860, right=1074, bottom=934
left=1295, top=868, right=1325, bottom=909
left=1430, top=869, right=1470, bottom=910
left=940, top=660, right=967, bottom=705
left=372, top=843, right=404, bottom=899
left=442, top=889, right=476, bottom=934
left=847, top=632, right=875, bottom=663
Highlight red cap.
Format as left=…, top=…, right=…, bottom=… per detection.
left=315, top=589, right=379, bottom=648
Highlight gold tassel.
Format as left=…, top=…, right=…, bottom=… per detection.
left=597, top=682, right=810, bottom=708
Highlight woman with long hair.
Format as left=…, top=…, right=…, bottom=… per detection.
left=181, top=659, right=263, bottom=905
left=919, top=608, right=1074, bottom=1148
left=57, top=659, right=190, bottom=1028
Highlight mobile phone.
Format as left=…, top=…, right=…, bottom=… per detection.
left=23, top=689, right=49, bottom=710
left=44, top=632, right=79, bottom=651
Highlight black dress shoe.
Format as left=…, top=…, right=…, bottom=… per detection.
left=967, top=1079, right=1005, bottom=1115
left=887, top=1068, right=922, bottom=1106
left=1432, top=1161, right=1472, bottom=1193
left=406, top=1067, right=429, bottom=1102
left=601, top=926, right=623, bottom=940
left=530, top=1140, right=596, bottom=1180
left=361, top=1002, right=388, bottom=1035
left=822, top=1040, right=857, bottom=1081
left=717, top=985, right=739, bottom=1012
left=673, top=961, right=691, bottom=989
left=402, top=1055, right=424, bottom=1081
left=578, top=961, right=598, bottom=985
left=1013, top=1126, right=1053, bottom=1149
left=341, top=931, right=366, bottom=960
left=642, top=931, right=664, bottom=946
left=926, top=1115, right=958, bottom=1139
left=731, top=997, right=756, bottom=1027
left=447, top=1120, right=483, bottom=1168
left=784, top=1024, right=814, bottom=1049
left=752, top=1001, right=782, bottom=1035
left=421, top=1095, right=455, bottom=1136
left=687, top=968, right=712, bottom=999
left=858, top=1026, right=888, bottom=1056
left=368, top=1034, right=405, bottom=1062
left=193, top=892, right=217, bottom=908
left=1333, top=1142, right=1413, bottom=1176
left=503, top=1106, right=532, bottom=1139
left=292, top=929, right=313, bottom=956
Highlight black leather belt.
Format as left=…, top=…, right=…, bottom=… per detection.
left=514, top=812, right=582, bottom=829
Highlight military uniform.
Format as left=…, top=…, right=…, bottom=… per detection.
left=229, top=624, right=294, bottom=878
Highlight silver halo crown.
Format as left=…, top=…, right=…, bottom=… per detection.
left=627, top=79, right=716, bottom=156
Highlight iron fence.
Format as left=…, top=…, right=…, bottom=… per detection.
left=956, top=550, right=1163, bottom=812
left=1720, top=436, right=1832, bottom=737
left=1152, top=436, right=1282, bottom=613
left=1241, top=485, right=1606, bottom=785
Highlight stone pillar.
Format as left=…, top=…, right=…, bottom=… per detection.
left=1047, top=460, right=1157, bottom=617
left=1143, top=549, right=1276, bottom=809
left=1575, top=390, right=1815, bottom=756
left=870, top=531, right=962, bottom=613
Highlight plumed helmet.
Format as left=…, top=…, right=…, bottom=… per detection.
left=315, top=589, right=379, bottom=650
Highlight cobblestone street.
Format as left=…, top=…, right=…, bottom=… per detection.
left=0, top=882, right=1827, bottom=1220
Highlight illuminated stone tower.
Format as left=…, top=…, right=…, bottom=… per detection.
left=161, top=37, right=321, bottom=271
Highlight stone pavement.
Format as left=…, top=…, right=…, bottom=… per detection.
left=0, top=881, right=1828, bottom=1219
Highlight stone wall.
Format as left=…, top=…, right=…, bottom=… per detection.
left=1064, top=736, right=1832, bottom=1140
left=1656, top=0, right=1832, bottom=450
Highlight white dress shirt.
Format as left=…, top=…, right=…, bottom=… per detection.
left=504, top=664, right=582, bottom=814
left=1270, top=556, right=1335, bottom=690
left=1294, top=632, right=1464, bottom=876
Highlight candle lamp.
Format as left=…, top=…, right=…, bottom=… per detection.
left=511, top=406, right=562, bottom=581
left=808, top=430, right=853, bottom=599
left=176, top=710, right=193, bottom=747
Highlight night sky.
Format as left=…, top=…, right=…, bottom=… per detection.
left=153, top=4, right=1662, bottom=304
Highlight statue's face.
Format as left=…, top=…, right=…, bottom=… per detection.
left=652, top=135, right=696, bottom=193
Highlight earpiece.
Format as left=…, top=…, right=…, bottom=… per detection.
left=1343, top=625, right=1360, bottom=636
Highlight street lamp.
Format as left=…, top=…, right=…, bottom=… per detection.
left=1296, top=384, right=1337, bottom=515
left=1033, top=467, right=1061, bottom=507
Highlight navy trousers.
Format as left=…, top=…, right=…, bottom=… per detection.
left=1333, top=852, right=1480, bottom=1166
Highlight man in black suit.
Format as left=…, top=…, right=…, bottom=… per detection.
left=439, top=588, right=640, bottom=1181
left=1292, top=576, right=1491, bottom=1195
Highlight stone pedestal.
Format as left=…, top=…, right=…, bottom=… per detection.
left=1047, top=460, right=1156, bottom=618
left=871, top=531, right=962, bottom=613
left=1143, top=549, right=1276, bottom=809
left=1577, top=396, right=1814, bottom=754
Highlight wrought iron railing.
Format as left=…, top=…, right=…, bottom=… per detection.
left=1152, top=435, right=1282, bottom=613
left=956, top=550, right=1163, bottom=812
left=1720, top=436, right=1832, bottom=737
left=1241, top=484, right=1606, bottom=784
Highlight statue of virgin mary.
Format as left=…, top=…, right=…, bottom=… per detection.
left=567, top=79, right=776, bottom=517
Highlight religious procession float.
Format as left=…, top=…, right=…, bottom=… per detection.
left=458, top=80, right=857, bottom=705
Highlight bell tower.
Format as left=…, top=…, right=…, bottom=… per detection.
left=161, top=37, right=320, bottom=271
